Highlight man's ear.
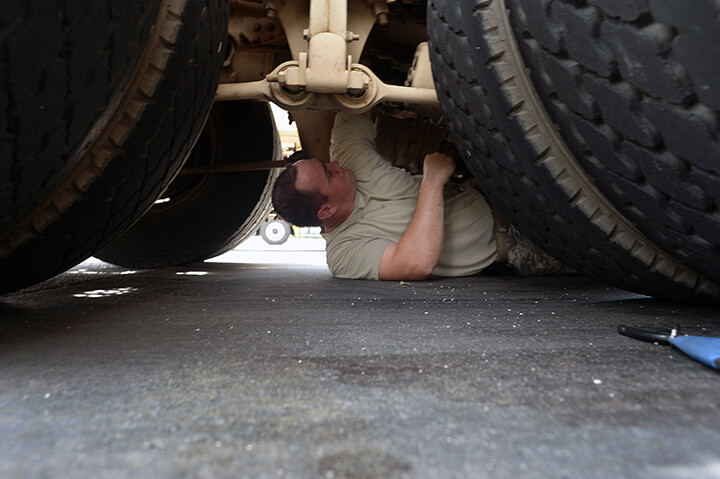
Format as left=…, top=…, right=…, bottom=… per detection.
left=317, top=203, right=336, bottom=222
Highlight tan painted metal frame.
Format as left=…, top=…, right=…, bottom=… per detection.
left=215, top=0, right=439, bottom=113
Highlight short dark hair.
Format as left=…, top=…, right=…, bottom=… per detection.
left=272, top=162, right=327, bottom=227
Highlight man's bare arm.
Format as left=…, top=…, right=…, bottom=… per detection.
left=378, top=153, right=455, bottom=281
left=291, top=110, right=337, bottom=163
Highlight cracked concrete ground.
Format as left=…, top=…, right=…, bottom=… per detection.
left=1, top=246, right=719, bottom=479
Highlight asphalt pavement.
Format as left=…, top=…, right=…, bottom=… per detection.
left=1, top=237, right=719, bottom=479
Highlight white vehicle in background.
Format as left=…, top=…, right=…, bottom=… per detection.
left=2, top=0, right=720, bottom=303
left=260, top=211, right=322, bottom=245
left=260, top=213, right=293, bottom=245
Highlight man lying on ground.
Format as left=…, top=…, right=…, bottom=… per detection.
left=272, top=112, right=569, bottom=280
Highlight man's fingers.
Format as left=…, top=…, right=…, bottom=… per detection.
left=423, top=152, right=456, bottom=183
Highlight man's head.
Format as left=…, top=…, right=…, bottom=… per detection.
left=272, top=159, right=356, bottom=228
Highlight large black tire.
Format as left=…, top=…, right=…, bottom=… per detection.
left=504, top=0, right=720, bottom=289
left=0, top=0, right=228, bottom=294
left=427, top=0, right=720, bottom=302
left=95, top=102, right=281, bottom=268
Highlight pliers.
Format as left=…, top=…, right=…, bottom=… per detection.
left=618, top=324, right=720, bottom=370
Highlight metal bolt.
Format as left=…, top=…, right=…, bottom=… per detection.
left=371, top=1, right=390, bottom=26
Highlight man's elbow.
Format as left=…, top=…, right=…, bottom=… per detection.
left=378, top=244, right=438, bottom=281
left=405, top=263, right=435, bottom=281
left=385, top=261, right=435, bottom=281
left=402, top=271, right=431, bottom=281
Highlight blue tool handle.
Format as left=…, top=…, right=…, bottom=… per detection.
left=668, top=336, right=720, bottom=370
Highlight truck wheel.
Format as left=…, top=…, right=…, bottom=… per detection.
left=95, top=102, right=281, bottom=268
left=427, top=0, right=720, bottom=302
left=0, top=0, right=228, bottom=294
left=260, top=218, right=292, bottom=245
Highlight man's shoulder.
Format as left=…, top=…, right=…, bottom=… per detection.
left=331, top=114, right=377, bottom=164
left=323, top=226, right=390, bottom=280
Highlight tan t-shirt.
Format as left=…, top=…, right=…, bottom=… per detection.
left=322, top=113, right=498, bottom=280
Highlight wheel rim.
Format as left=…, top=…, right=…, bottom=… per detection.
left=265, top=221, right=288, bottom=242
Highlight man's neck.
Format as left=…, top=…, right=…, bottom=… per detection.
left=322, top=193, right=355, bottom=234
left=323, top=210, right=350, bottom=234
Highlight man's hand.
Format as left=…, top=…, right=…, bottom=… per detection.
left=422, top=152, right=455, bottom=186
left=378, top=152, right=455, bottom=281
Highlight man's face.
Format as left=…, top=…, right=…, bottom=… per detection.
left=294, top=159, right=356, bottom=211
